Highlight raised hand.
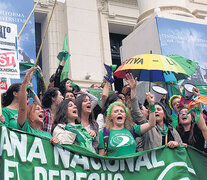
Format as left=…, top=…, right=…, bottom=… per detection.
left=145, top=92, right=154, bottom=105
left=192, top=87, right=200, bottom=97
left=22, top=67, right=37, bottom=85
left=125, top=73, right=137, bottom=90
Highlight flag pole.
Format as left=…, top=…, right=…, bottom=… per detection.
left=0, top=86, right=2, bottom=115
left=149, top=50, right=152, bottom=92
left=32, top=0, right=57, bottom=89
left=17, top=0, right=41, bottom=39
left=34, top=0, right=57, bottom=67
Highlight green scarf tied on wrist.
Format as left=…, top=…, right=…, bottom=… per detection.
left=156, top=124, right=168, bottom=136
left=188, top=106, right=201, bottom=123
left=149, top=104, right=155, bottom=113
left=65, top=124, right=94, bottom=150
left=26, top=85, right=35, bottom=98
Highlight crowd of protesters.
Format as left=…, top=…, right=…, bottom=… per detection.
left=1, top=56, right=207, bottom=157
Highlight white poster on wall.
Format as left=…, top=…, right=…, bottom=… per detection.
left=0, top=21, right=17, bottom=50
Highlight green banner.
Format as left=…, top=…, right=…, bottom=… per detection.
left=89, top=88, right=114, bottom=108
left=0, top=123, right=207, bottom=180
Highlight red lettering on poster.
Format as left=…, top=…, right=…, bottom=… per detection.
left=0, top=52, right=16, bottom=67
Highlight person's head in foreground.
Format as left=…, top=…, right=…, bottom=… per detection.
left=105, top=101, right=133, bottom=130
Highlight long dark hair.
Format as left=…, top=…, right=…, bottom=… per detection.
left=177, top=107, right=196, bottom=145
left=155, top=102, right=173, bottom=130
left=2, top=83, right=21, bottom=107
left=75, top=94, right=95, bottom=124
left=42, top=87, right=59, bottom=108
left=53, top=99, right=74, bottom=129
left=59, top=78, right=72, bottom=95
left=102, top=93, right=123, bottom=117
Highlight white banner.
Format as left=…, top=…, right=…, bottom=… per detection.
left=0, top=49, right=20, bottom=79
left=0, top=22, right=17, bottom=50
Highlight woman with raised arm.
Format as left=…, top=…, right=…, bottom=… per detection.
left=126, top=73, right=182, bottom=150
left=177, top=106, right=206, bottom=151
left=169, top=86, right=200, bottom=128
left=17, top=67, right=58, bottom=144
left=98, top=97, right=155, bottom=157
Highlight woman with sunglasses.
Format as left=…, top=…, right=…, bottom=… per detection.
left=177, top=105, right=207, bottom=152
left=169, top=87, right=200, bottom=128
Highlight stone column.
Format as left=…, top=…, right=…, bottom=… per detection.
left=136, top=0, right=192, bottom=22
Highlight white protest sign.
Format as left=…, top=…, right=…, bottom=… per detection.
left=0, top=22, right=17, bottom=50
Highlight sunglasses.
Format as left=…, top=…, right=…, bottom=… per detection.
left=179, top=110, right=188, bottom=115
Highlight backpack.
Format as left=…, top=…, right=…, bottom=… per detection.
left=103, top=127, right=136, bottom=156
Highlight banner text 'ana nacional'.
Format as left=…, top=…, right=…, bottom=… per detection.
left=0, top=123, right=207, bottom=180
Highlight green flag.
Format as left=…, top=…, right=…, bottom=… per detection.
left=19, top=62, right=42, bottom=79
left=169, top=83, right=181, bottom=96
left=70, top=80, right=81, bottom=92
left=60, top=58, right=70, bottom=81
left=57, top=33, right=71, bottom=61
left=57, top=34, right=71, bottom=81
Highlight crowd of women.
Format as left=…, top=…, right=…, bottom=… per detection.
left=1, top=62, right=207, bottom=157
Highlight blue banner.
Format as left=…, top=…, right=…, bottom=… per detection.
left=0, top=0, right=36, bottom=63
left=156, top=17, right=207, bottom=85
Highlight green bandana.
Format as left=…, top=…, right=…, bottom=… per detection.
left=71, top=81, right=81, bottom=92
left=26, top=85, right=35, bottom=98
left=106, top=101, right=129, bottom=117
left=65, top=124, right=94, bottom=150
left=188, top=107, right=201, bottom=123
left=149, top=104, right=155, bottom=113
left=156, top=124, right=168, bottom=136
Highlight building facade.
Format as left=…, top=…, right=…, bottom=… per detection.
left=34, top=0, right=207, bottom=90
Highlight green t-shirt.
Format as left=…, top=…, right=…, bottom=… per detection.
left=17, top=119, right=52, bottom=139
left=2, top=107, right=18, bottom=129
left=98, top=125, right=141, bottom=157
